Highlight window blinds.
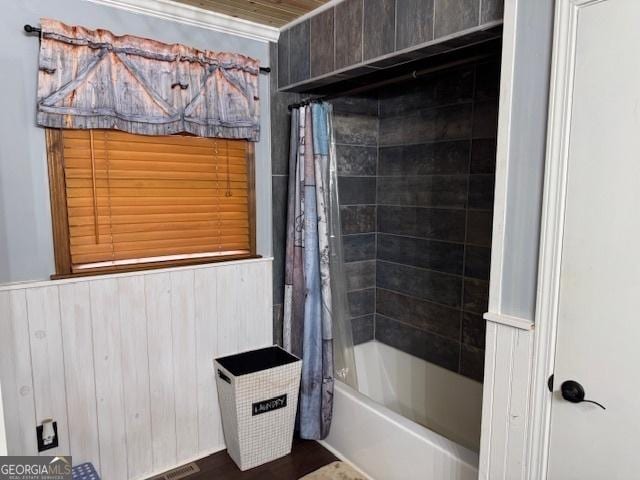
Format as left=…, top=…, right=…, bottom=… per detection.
left=61, top=129, right=252, bottom=271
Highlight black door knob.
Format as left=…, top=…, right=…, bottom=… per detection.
left=560, top=380, right=606, bottom=410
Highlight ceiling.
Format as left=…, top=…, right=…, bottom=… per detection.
left=172, top=0, right=329, bottom=27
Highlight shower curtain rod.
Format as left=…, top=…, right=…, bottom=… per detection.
left=23, top=24, right=271, bottom=74
left=287, top=52, right=495, bottom=110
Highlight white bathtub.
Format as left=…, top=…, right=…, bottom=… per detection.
left=323, top=341, right=482, bottom=480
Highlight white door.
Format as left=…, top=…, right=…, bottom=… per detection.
left=545, top=0, right=640, bottom=478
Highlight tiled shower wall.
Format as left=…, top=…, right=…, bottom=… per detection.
left=271, top=49, right=499, bottom=382
left=374, top=60, right=499, bottom=382
left=332, top=59, right=500, bottom=382
left=270, top=42, right=299, bottom=346
left=331, top=97, right=379, bottom=345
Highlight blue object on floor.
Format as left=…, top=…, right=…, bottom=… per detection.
left=72, top=462, right=100, bottom=480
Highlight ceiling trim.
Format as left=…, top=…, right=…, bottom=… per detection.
left=83, top=0, right=280, bottom=43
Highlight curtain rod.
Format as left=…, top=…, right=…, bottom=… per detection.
left=23, top=24, right=271, bottom=74
left=287, top=52, right=496, bottom=110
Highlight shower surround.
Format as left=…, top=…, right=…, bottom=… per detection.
left=333, top=58, right=499, bottom=382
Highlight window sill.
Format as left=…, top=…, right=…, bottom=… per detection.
left=50, top=254, right=264, bottom=281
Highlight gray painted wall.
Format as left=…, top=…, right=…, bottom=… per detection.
left=499, top=0, right=554, bottom=319
left=0, top=0, right=271, bottom=284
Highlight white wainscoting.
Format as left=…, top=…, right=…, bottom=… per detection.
left=478, top=316, right=534, bottom=480
left=0, top=257, right=272, bottom=479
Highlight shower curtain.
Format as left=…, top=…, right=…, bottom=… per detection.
left=283, top=102, right=357, bottom=440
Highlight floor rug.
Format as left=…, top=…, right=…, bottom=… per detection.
left=299, top=461, right=367, bottom=480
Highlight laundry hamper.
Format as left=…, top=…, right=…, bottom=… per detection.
left=214, top=346, right=302, bottom=471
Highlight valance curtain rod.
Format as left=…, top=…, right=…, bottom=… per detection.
left=23, top=24, right=271, bottom=74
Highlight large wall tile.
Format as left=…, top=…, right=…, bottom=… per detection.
left=376, top=288, right=460, bottom=340
left=270, top=100, right=295, bottom=175
left=343, top=234, right=377, bottom=262
left=379, top=108, right=436, bottom=145
left=339, top=177, right=377, bottom=204
left=466, top=209, right=493, bottom=247
left=337, top=145, right=377, bottom=176
left=480, top=0, right=504, bottom=23
left=463, top=278, right=489, bottom=314
left=435, top=104, right=474, bottom=141
left=277, top=30, right=290, bottom=88
left=352, top=315, right=374, bottom=344
left=464, top=245, right=491, bottom=280
left=348, top=288, right=376, bottom=317
left=460, top=344, right=484, bottom=381
left=310, top=8, right=335, bottom=77
left=475, top=61, right=501, bottom=100
left=334, top=114, right=378, bottom=145
left=269, top=41, right=299, bottom=175
left=289, top=20, right=310, bottom=84
left=434, top=0, right=479, bottom=39
left=470, top=138, right=497, bottom=174
left=345, top=260, right=376, bottom=290
left=378, top=141, right=470, bottom=176
left=379, top=104, right=472, bottom=145
left=335, top=0, right=363, bottom=69
left=468, top=174, right=495, bottom=209
left=271, top=175, right=289, bottom=305
left=363, top=0, right=396, bottom=60
left=377, top=175, right=468, bottom=208
left=377, top=206, right=466, bottom=242
left=377, top=234, right=464, bottom=275
left=341, top=205, right=377, bottom=235
left=396, top=0, right=435, bottom=50
left=377, top=260, right=462, bottom=307
left=472, top=99, right=499, bottom=138
left=379, top=68, right=474, bottom=116
left=379, top=83, right=436, bottom=117
left=375, top=314, right=460, bottom=371
left=462, top=311, right=486, bottom=349
left=273, top=303, right=284, bottom=346
left=331, top=96, right=379, bottom=116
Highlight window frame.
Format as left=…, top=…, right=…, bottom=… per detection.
left=46, top=128, right=258, bottom=279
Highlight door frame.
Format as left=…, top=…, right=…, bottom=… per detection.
left=526, top=0, right=607, bottom=478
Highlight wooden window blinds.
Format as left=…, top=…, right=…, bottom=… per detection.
left=47, top=129, right=256, bottom=276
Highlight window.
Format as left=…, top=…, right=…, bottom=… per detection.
left=46, top=129, right=256, bottom=278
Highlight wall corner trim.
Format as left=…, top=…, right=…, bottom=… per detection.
left=82, top=0, right=280, bottom=43
left=483, top=311, right=534, bottom=331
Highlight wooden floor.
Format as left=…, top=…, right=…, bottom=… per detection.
left=153, top=440, right=338, bottom=480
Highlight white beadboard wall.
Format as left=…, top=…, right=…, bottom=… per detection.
left=0, top=257, right=272, bottom=479
left=478, top=319, right=534, bottom=479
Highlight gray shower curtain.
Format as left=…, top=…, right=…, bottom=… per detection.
left=282, top=102, right=355, bottom=440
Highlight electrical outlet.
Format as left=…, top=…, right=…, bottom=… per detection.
left=36, top=421, right=58, bottom=452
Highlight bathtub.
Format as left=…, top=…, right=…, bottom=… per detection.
left=323, top=341, right=482, bottom=480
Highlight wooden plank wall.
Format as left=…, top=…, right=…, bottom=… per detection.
left=0, top=258, right=272, bottom=479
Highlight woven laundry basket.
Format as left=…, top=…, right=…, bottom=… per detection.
left=214, top=346, right=302, bottom=471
